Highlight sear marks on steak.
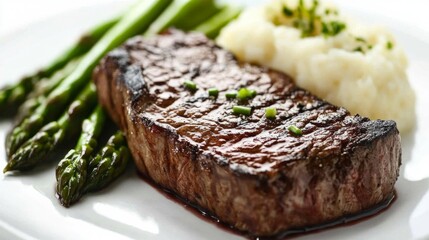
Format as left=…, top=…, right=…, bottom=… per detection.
left=94, top=30, right=401, bottom=237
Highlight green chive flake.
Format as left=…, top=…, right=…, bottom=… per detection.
left=237, top=88, right=257, bottom=101
left=184, top=80, right=197, bottom=91
left=233, top=106, right=252, bottom=116
left=283, top=6, right=294, bottom=17
left=265, top=107, right=277, bottom=119
left=237, top=88, right=250, bottom=100
left=322, top=21, right=346, bottom=37
left=280, top=1, right=345, bottom=39
left=355, top=37, right=366, bottom=43
left=353, top=46, right=364, bottom=53
left=226, top=91, right=237, bottom=99
left=249, top=89, right=257, bottom=98
left=386, top=41, right=394, bottom=50
left=288, top=125, right=303, bottom=135
left=208, top=88, right=219, bottom=97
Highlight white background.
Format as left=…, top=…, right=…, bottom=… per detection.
left=1, top=0, right=429, bottom=38
left=0, top=0, right=123, bottom=38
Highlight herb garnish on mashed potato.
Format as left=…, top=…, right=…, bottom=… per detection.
left=217, top=0, right=415, bottom=132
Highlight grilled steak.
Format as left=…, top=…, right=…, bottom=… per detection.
left=94, top=30, right=401, bottom=237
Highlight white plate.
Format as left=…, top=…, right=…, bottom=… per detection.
left=1, top=1, right=429, bottom=240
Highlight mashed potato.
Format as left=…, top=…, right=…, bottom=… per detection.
left=217, top=0, right=415, bottom=132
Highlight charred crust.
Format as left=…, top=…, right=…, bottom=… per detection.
left=105, top=48, right=131, bottom=73
left=122, top=65, right=147, bottom=103
left=360, top=119, right=399, bottom=144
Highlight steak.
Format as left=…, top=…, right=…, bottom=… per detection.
left=94, top=30, right=401, bottom=237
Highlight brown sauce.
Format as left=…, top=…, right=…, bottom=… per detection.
left=138, top=171, right=397, bottom=239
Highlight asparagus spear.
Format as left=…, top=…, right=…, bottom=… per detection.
left=14, top=59, right=80, bottom=126
left=29, top=59, right=80, bottom=99
left=5, top=0, right=172, bottom=157
left=85, top=132, right=130, bottom=193
left=173, top=0, right=220, bottom=31
left=144, top=0, right=220, bottom=36
left=56, top=106, right=105, bottom=207
left=0, top=76, right=34, bottom=117
left=3, top=83, right=98, bottom=173
left=0, top=17, right=119, bottom=116
left=194, top=4, right=242, bottom=39
left=43, top=17, right=120, bottom=78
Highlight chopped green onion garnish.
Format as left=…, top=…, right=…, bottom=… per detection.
left=288, top=125, right=303, bottom=135
left=321, top=21, right=346, bottom=37
left=283, top=6, right=294, bottom=17
left=226, top=91, right=237, bottom=99
left=232, top=106, right=252, bottom=116
left=237, top=88, right=250, bottom=100
left=249, top=89, right=257, bottom=98
left=386, top=41, right=394, bottom=50
left=184, top=80, right=197, bottom=91
left=265, top=107, right=277, bottom=119
left=355, top=37, right=366, bottom=43
left=279, top=1, right=345, bottom=38
left=208, top=88, right=219, bottom=97
left=237, top=88, right=257, bottom=101
left=353, top=46, right=364, bottom=53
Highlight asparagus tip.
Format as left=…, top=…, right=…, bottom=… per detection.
left=60, top=199, right=71, bottom=208
left=3, top=164, right=11, bottom=173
